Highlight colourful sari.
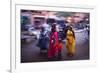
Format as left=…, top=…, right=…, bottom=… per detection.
left=48, top=31, right=58, bottom=58
left=66, top=30, right=76, bottom=55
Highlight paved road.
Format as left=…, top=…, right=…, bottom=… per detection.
left=21, top=30, right=89, bottom=63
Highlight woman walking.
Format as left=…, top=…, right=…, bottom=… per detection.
left=48, top=23, right=59, bottom=60
left=65, top=26, right=76, bottom=56
left=38, top=27, right=49, bottom=54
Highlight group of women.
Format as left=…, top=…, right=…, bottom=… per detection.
left=38, top=23, right=76, bottom=61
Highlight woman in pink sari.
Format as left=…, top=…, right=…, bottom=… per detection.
left=48, top=24, right=59, bottom=60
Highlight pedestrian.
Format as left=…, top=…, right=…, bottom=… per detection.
left=48, top=23, right=59, bottom=60
left=38, top=26, right=49, bottom=54
left=65, top=26, right=76, bottom=56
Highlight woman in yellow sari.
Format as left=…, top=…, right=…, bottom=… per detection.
left=65, top=26, right=76, bottom=56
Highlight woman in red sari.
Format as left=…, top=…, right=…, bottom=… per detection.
left=48, top=23, right=59, bottom=60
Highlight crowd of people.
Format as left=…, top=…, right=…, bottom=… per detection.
left=36, top=13, right=89, bottom=61
left=37, top=22, right=76, bottom=61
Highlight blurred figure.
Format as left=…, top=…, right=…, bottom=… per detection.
left=66, top=16, right=74, bottom=27
left=48, top=23, right=59, bottom=60
left=42, top=19, right=51, bottom=32
left=73, top=13, right=87, bottom=29
left=38, top=27, right=49, bottom=54
left=65, top=26, right=76, bottom=56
